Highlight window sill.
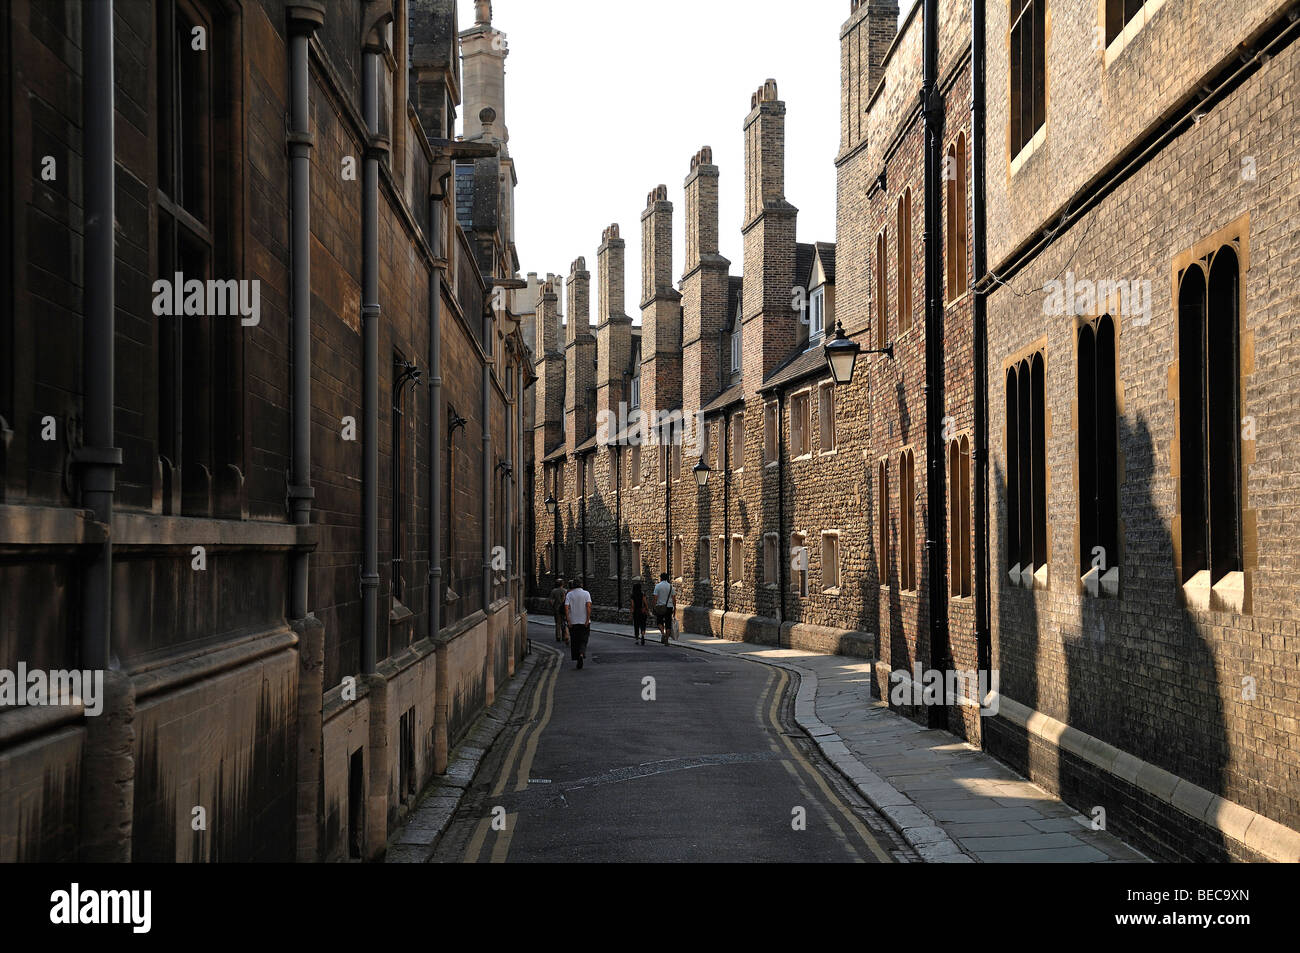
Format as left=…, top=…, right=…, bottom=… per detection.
left=823, top=587, right=842, bottom=597
left=819, top=448, right=838, bottom=458
left=1181, top=569, right=1245, bottom=614
left=1010, top=124, right=1047, bottom=177
left=945, top=288, right=970, bottom=308
left=763, top=583, right=778, bottom=590
left=793, top=452, right=813, bottom=463
left=1081, top=566, right=1120, bottom=598
left=764, top=460, right=779, bottom=469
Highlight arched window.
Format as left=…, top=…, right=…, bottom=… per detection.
left=877, top=459, right=890, bottom=587
left=897, top=188, right=912, bottom=334
left=900, top=449, right=916, bottom=591
left=949, top=435, right=972, bottom=597
left=946, top=134, right=968, bottom=303
left=1078, top=316, right=1118, bottom=582
left=875, top=228, right=889, bottom=349
left=1178, top=245, right=1242, bottom=584
left=1005, top=352, right=1048, bottom=585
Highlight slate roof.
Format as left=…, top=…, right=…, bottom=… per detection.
left=815, top=242, right=836, bottom=285
left=761, top=342, right=830, bottom=394
left=700, top=382, right=745, bottom=416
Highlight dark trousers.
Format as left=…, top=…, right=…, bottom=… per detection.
left=569, top=624, right=590, bottom=660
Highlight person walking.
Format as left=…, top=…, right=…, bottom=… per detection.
left=549, top=576, right=568, bottom=644
left=652, top=572, right=675, bottom=645
left=564, top=577, right=593, bottom=669
left=630, top=582, right=650, bottom=645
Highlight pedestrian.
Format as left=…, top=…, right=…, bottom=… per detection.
left=549, top=576, right=568, bottom=644
left=630, top=582, right=650, bottom=645
left=652, top=572, right=675, bottom=645
left=564, top=577, right=593, bottom=669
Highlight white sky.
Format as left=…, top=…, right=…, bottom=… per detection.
left=457, top=1, right=916, bottom=319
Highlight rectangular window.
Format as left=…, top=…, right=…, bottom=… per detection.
left=731, top=318, right=743, bottom=373
left=586, top=542, right=597, bottom=576
left=609, top=541, right=620, bottom=578
left=1078, top=316, right=1119, bottom=588
left=699, top=537, right=711, bottom=582
left=763, top=534, right=778, bottom=586
left=877, top=460, right=890, bottom=587
left=671, top=441, right=682, bottom=482
left=555, top=462, right=565, bottom=501
left=1006, top=353, right=1048, bottom=585
left=764, top=403, right=778, bottom=464
left=900, top=450, right=917, bottom=592
left=791, top=533, right=809, bottom=597
left=821, top=533, right=840, bottom=592
left=790, top=392, right=811, bottom=457
left=673, top=537, right=683, bottom=579
left=949, top=436, right=973, bottom=598
left=810, top=287, right=826, bottom=342
left=630, top=375, right=641, bottom=409
left=819, top=383, right=836, bottom=452
left=631, top=540, right=642, bottom=577
left=1009, top=0, right=1047, bottom=158
left=731, top=415, right=745, bottom=470
left=586, top=456, right=597, bottom=496
left=730, top=536, right=744, bottom=586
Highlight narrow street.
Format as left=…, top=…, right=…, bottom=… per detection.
left=431, top=624, right=912, bottom=863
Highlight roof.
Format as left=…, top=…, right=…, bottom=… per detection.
left=542, top=444, right=568, bottom=463
left=761, top=343, right=830, bottom=395
left=700, top=382, right=745, bottom=416
left=814, top=242, right=836, bottom=285
left=795, top=243, right=816, bottom=292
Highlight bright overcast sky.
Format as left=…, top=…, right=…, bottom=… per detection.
left=457, top=1, right=917, bottom=320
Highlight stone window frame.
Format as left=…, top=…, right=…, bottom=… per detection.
left=763, top=402, right=779, bottom=467
left=875, top=227, right=889, bottom=350
left=821, top=531, right=842, bottom=595
left=1170, top=213, right=1255, bottom=615
left=789, top=387, right=813, bottom=460
left=730, top=534, right=745, bottom=588
left=945, top=132, right=970, bottom=305
left=630, top=539, right=643, bottom=578
left=897, top=187, right=914, bottom=336
left=730, top=413, right=745, bottom=474
left=791, top=532, right=810, bottom=598
left=698, top=536, right=712, bottom=584
left=948, top=433, right=974, bottom=599
left=673, top=535, right=684, bottom=583
left=1073, top=313, right=1123, bottom=598
left=762, top=533, right=779, bottom=588
left=877, top=457, right=891, bottom=590
left=1003, top=338, right=1052, bottom=592
left=608, top=540, right=620, bottom=580
left=586, top=541, right=597, bottom=578
left=898, top=448, right=918, bottom=593
left=1008, top=0, right=1049, bottom=176
left=819, top=381, right=837, bottom=455
left=1101, top=0, right=1167, bottom=68
left=630, top=442, right=642, bottom=488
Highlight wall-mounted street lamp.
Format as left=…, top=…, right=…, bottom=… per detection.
left=823, top=319, right=895, bottom=386
left=544, top=493, right=557, bottom=516
left=693, top=456, right=712, bottom=488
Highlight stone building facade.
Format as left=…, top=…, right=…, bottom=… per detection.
left=524, top=0, right=1300, bottom=863
left=981, top=0, right=1300, bottom=862
left=0, top=0, right=531, bottom=862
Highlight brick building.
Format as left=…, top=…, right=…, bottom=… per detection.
left=0, top=0, right=531, bottom=862
left=523, top=0, right=1300, bottom=862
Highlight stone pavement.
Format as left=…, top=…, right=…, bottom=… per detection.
left=535, top=616, right=1148, bottom=863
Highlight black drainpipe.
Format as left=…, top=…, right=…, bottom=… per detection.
left=429, top=168, right=449, bottom=641
left=615, top=443, right=623, bottom=612
left=777, top=391, right=787, bottom=647
left=288, top=10, right=319, bottom=621
left=722, top=411, right=730, bottom=615
left=922, top=0, right=951, bottom=727
left=78, top=0, right=120, bottom=673
left=360, top=44, right=383, bottom=675
left=971, top=0, right=991, bottom=683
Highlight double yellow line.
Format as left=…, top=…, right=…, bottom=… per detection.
left=463, top=644, right=562, bottom=863
left=765, top=668, right=894, bottom=863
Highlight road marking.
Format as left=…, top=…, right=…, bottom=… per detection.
left=766, top=668, right=893, bottom=864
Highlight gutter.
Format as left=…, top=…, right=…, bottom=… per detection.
left=361, top=44, right=385, bottom=674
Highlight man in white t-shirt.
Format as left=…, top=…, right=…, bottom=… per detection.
left=652, top=573, right=675, bottom=645
left=563, top=578, right=593, bottom=669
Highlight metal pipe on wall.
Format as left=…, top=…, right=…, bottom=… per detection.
left=428, top=169, right=447, bottom=641
left=922, top=0, right=951, bottom=728
left=971, top=0, right=991, bottom=682
left=482, top=298, right=492, bottom=608
left=361, top=49, right=381, bottom=674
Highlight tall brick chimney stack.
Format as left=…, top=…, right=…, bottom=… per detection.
left=565, top=257, right=596, bottom=454
left=639, top=186, right=683, bottom=433
left=842, top=2, right=899, bottom=153
left=741, top=79, right=798, bottom=397
left=534, top=279, right=565, bottom=463
left=681, top=147, right=731, bottom=423
left=596, top=225, right=633, bottom=432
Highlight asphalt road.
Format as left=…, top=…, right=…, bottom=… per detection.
left=432, top=622, right=911, bottom=863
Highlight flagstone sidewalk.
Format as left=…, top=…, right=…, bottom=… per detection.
left=537, top=616, right=1148, bottom=863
